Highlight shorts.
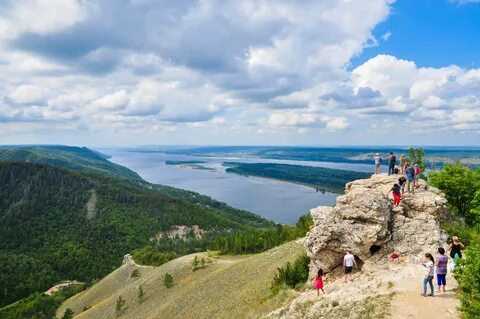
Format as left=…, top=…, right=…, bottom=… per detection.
left=437, top=274, right=446, bottom=286
left=345, top=266, right=353, bottom=274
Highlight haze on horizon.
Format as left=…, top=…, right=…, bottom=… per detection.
left=1, top=0, right=480, bottom=147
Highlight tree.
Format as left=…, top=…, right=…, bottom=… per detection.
left=163, top=273, right=174, bottom=288
left=455, top=241, right=480, bottom=318
left=137, top=285, right=145, bottom=304
left=429, top=164, right=480, bottom=224
left=192, top=256, right=199, bottom=271
left=62, top=308, right=75, bottom=319
left=115, top=295, right=126, bottom=317
left=408, top=147, right=426, bottom=171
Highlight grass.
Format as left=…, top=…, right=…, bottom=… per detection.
left=57, top=241, right=305, bottom=319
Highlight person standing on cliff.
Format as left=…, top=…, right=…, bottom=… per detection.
left=399, top=154, right=407, bottom=174
left=388, top=152, right=396, bottom=175
left=343, top=251, right=357, bottom=283
left=374, top=153, right=382, bottom=174
left=405, top=163, right=415, bottom=193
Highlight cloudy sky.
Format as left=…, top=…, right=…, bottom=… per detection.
left=1, top=0, right=480, bottom=146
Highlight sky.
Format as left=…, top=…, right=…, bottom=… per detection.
left=0, top=0, right=480, bottom=146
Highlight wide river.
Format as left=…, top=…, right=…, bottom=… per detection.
left=104, top=149, right=375, bottom=224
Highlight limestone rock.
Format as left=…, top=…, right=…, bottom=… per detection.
left=305, top=174, right=448, bottom=274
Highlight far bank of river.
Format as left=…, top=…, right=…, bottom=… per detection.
left=104, top=150, right=350, bottom=224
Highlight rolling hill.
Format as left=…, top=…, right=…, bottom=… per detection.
left=57, top=240, right=305, bottom=319
left=0, top=145, right=142, bottom=181
left=0, top=147, right=273, bottom=308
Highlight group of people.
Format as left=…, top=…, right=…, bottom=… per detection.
left=375, top=152, right=423, bottom=207
left=312, top=239, right=465, bottom=298
left=421, top=236, right=464, bottom=297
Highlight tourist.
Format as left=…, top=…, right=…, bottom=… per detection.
left=414, top=164, right=421, bottom=189
left=449, top=236, right=464, bottom=268
left=312, top=268, right=325, bottom=296
left=388, top=152, right=396, bottom=175
left=391, top=183, right=401, bottom=207
left=374, top=153, right=382, bottom=174
left=398, top=176, right=407, bottom=194
left=436, top=247, right=448, bottom=293
left=405, top=163, right=415, bottom=193
left=343, top=251, right=357, bottom=282
left=399, top=155, right=407, bottom=174
left=422, top=253, right=435, bottom=297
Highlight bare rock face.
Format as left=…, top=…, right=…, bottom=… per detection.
left=305, top=174, right=449, bottom=274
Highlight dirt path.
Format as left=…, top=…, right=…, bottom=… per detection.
left=390, top=271, right=460, bottom=319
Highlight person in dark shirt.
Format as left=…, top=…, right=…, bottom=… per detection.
left=405, top=163, right=415, bottom=193
left=449, top=236, right=464, bottom=267
left=398, top=176, right=407, bottom=194
left=388, top=152, right=397, bottom=176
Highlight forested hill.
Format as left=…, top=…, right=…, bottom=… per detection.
left=0, top=162, right=272, bottom=308
left=0, top=145, right=142, bottom=181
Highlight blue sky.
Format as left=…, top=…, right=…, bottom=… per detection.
left=353, top=0, right=480, bottom=69
left=0, top=0, right=479, bottom=146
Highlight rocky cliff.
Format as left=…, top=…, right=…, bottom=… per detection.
left=306, top=174, right=448, bottom=275
left=265, top=174, right=457, bottom=319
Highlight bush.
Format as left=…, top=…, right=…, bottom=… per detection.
left=115, top=295, right=126, bottom=317
left=455, top=241, right=480, bottom=318
left=163, top=273, right=174, bottom=288
left=132, top=246, right=177, bottom=267
left=271, top=254, right=310, bottom=294
left=429, top=163, right=480, bottom=224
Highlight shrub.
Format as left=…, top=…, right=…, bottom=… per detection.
left=62, top=308, right=74, bottom=319
left=115, top=295, right=126, bottom=317
left=130, top=269, right=140, bottom=279
left=163, top=273, right=174, bottom=288
left=271, top=254, right=310, bottom=294
left=137, top=285, right=145, bottom=304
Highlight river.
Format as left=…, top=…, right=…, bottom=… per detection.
left=103, top=149, right=374, bottom=224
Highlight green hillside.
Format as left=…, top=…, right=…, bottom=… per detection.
left=0, top=145, right=142, bottom=181
left=57, top=240, right=305, bottom=319
left=0, top=162, right=272, bottom=308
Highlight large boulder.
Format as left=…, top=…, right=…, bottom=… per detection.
left=305, top=174, right=448, bottom=274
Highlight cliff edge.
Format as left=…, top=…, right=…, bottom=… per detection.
left=265, top=174, right=459, bottom=319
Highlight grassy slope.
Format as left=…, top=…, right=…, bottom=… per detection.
left=0, top=145, right=142, bottom=181
left=58, top=240, right=304, bottom=319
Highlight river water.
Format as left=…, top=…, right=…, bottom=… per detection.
left=104, top=149, right=374, bottom=224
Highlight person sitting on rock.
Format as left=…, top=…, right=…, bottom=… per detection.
left=312, top=268, right=325, bottom=296
left=391, top=183, right=402, bottom=207
left=343, top=251, right=357, bottom=283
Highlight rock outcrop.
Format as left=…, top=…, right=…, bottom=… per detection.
left=305, top=174, right=449, bottom=274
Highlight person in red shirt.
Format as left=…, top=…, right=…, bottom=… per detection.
left=312, top=268, right=325, bottom=296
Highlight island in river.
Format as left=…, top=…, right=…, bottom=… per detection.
left=224, top=162, right=371, bottom=194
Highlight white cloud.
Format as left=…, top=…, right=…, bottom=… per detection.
left=8, top=85, right=46, bottom=105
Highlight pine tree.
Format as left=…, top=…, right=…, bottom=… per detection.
left=192, top=256, right=199, bottom=271
left=115, top=295, right=126, bottom=317
left=137, top=285, right=145, bottom=304
left=164, top=273, right=174, bottom=288
left=62, top=308, right=74, bottom=319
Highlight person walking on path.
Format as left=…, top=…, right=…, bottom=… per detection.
left=449, top=236, right=464, bottom=268
left=405, top=163, right=415, bottom=193
left=374, top=153, right=382, bottom=174
left=399, top=155, right=407, bottom=174
left=312, top=268, right=325, bottom=296
left=398, top=176, right=407, bottom=194
left=343, top=251, right=357, bottom=283
left=436, top=247, right=448, bottom=293
left=422, top=253, right=435, bottom=297
left=388, top=152, right=397, bottom=175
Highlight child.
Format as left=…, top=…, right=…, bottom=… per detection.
left=391, top=183, right=401, bottom=206
left=313, top=268, right=325, bottom=296
left=436, top=247, right=448, bottom=293
left=398, top=176, right=407, bottom=194
left=422, top=253, right=435, bottom=297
